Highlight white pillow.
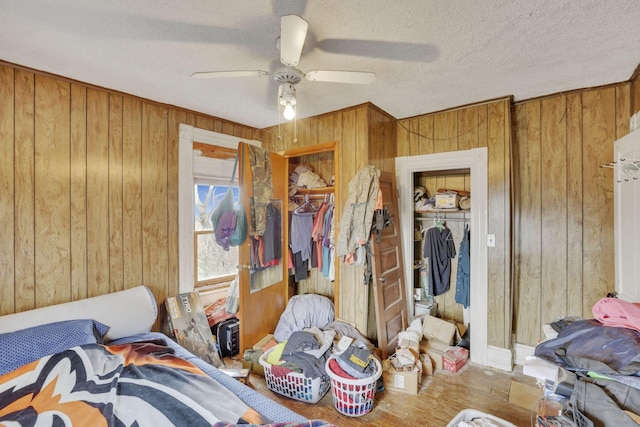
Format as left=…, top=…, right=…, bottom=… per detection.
left=0, top=286, right=157, bottom=341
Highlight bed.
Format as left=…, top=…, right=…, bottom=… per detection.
left=0, top=286, right=332, bottom=427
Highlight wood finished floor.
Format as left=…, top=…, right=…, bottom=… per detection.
left=226, top=357, right=539, bottom=427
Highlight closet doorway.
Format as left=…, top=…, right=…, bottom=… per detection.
left=396, top=148, right=489, bottom=366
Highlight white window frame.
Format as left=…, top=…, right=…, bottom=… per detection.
left=178, top=124, right=261, bottom=294
left=193, top=179, right=238, bottom=288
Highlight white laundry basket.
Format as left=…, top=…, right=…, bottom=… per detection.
left=325, top=356, right=382, bottom=417
left=259, top=348, right=331, bottom=403
left=446, top=409, right=516, bottom=427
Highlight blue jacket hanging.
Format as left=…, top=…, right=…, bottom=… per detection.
left=455, top=224, right=471, bottom=308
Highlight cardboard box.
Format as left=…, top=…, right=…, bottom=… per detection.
left=426, top=348, right=445, bottom=370
left=383, top=360, right=422, bottom=395
left=420, top=337, right=449, bottom=353
left=435, top=193, right=460, bottom=209
left=508, top=381, right=543, bottom=410
left=454, top=322, right=467, bottom=344
left=419, top=353, right=433, bottom=376
left=253, top=334, right=276, bottom=351
left=419, top=316, right=459, bottom=371
left=422, top=315, right=456, bottom=347
left=242, top=359, right=265, bottom=377
left=397, top=332, right=420, bottom=356
left=442, top=347, right=469, bottom=373
left=391, top=347, right=418, bottom=371
left=242, top=349, right=265, bottom=376
left=165, top=292, right=223, bottom=367
left=420, top=338, right=448, bottom=370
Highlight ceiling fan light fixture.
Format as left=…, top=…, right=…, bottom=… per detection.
left=190, top=15, right=375, bottom=125
left=283, top=103, right=296, bottom=120
left=279, top=83, right=297, bottom=121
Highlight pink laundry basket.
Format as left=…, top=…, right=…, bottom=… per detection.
left=324, top=356, right=382, bottom=417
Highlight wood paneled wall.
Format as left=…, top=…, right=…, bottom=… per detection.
left=396, top=99, right=513, bottom=348
left=0, top=63, right=258, bottom=319
left=512, top=84, right=632, bottom=346
left=3, top=59, right=638, bottom=351
left=631, top=64, right=640, bottom=115
left=260, top=103, right=396, bottom=337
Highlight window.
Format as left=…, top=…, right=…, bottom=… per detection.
left=178, top=124, right=260, bottom=294
left=194, top=182, right=239, bottom=287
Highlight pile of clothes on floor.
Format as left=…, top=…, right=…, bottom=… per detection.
left=533, top=297, right=640, bottom=426
left=264, top=294, right=378, bottom=383
left=265, top=328, right=334, bottom=380
left=264, top=329, right=378, bottom=382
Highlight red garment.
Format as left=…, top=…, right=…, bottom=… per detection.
left=270, top=364, right=294, bottom=378
left=328, top=358, right=356, bottom=380
left=311, top=202, right=329, bottom=270
left=592, top=297, right=640, bottom=332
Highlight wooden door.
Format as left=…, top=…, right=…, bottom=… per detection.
left=237, top=143, right=288, bottom=354
left=371, top=170, right=408, bottom=360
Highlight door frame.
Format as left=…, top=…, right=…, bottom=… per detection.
left=177, top=124, right=261, bottom=293
left=396, top=148, right=490, bottom=367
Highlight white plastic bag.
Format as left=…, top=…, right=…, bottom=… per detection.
left=226, top=274, right=239, bottom=314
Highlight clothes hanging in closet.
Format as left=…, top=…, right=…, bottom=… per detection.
left=423, top=224, right=457, bottom=297
left=455, top=223, right=471, bottom=308
left=290, top=213, right=314, bottom=263
left=321, top=206, right=335, bottom=280
left=289, top=200, right=336, bottom=283
left=311, top=202, right=331, bottom=270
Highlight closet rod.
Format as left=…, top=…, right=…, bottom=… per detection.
left=416, top=217, right=469, bottom=222
left=291, top=193, right=332, bottom=200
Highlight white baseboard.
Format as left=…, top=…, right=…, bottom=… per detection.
left=486, top=345, right=513, bottom=371
left=514, top=343, right=536, bottom=366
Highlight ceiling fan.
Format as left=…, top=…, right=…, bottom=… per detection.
left=191, top=15, right=376, bottom=120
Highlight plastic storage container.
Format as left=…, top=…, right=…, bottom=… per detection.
left=325, top=356, right=382, bottom=417
left=258, top=348, right=331, bottom=403
left=447, top=408, right=516, bottom=427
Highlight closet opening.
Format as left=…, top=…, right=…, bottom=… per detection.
left=396, top=148, right=491, bottom=367
left=412, top=167, right=471, bottom=326
left=281, top=142, right=340, bottom=309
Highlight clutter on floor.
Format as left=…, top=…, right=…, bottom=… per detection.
left=248, top=293, right=522, bottom=422
left=524, top=296, right=640, bottom=426
left=165, top=291, right=224, bottom=368
left=250, top=294, right=379, bottom=412
left=219, top=367, right=251, bottom=384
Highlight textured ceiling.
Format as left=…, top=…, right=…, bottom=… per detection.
left=1, top=0, right=640, bottom=129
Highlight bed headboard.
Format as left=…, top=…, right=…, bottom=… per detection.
left=0, top=286, right=157, bottom=341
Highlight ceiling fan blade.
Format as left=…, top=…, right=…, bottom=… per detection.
left=280, top=15, right=308, bottom=67
left=191, top=70, right=271, bottom=79
left=305, top=70, right=376, bottom=84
